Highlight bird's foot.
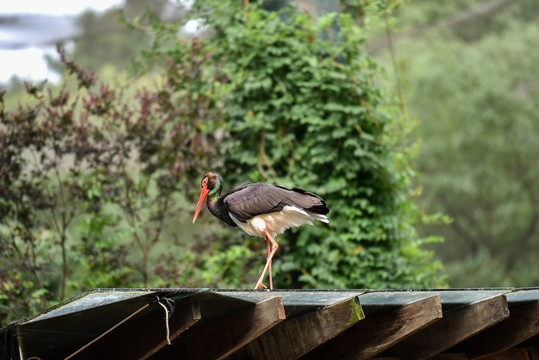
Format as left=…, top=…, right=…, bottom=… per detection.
left=254, top=281, right=268, bottom=290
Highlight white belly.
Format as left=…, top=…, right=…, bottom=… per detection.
left=229, top=205, right=329, bottom=238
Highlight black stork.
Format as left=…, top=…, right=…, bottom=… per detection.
left=192, top=172, right=330, bottom=290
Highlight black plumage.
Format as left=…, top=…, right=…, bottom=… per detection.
left=223, top=183, right=329, bottom=223
left=193, top=171, right=330, bottom=290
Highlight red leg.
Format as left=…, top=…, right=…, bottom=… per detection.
left=253, top=238, right=272, bottom=291
left=254, top=230, right=279, bottom=290
left=266, top=236, right=273, bottom=290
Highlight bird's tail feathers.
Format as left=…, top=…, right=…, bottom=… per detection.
left=307, top=211, right=329, bottom=223
left=290, top=187, right=330, bottom=215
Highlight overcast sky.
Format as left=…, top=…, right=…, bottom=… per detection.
left=1, top=0, right=122, bottom=15
left=0, top=0, right=123, bottom=83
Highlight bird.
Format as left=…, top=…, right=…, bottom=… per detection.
left=192, top=172, right=330, bottom=290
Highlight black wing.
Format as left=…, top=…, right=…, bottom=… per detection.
left=223, top=183, right=329, bottom=223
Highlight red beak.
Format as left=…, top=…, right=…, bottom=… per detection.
left=193, top=186, right=210, bottom=223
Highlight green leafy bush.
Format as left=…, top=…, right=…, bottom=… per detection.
left=137, top=1, right=444, bottom=289
left=0, top=0, right=444, bottom=325
left=0, top=45, right=218, bottom=323
left=401, top=20, right=539, bottom=286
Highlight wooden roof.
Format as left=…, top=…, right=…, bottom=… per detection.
left=1, top=288, right=538, bottom=359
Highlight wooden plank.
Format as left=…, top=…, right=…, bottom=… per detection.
left=18, top=292, right=155, bottom=360
left=140, top=296, right=201, bottom=359
left=461, top=301, right=539, bottom=359
left=523, top=333, right=539, bottom=348
left=300, top=295, right=442, bottom=360
left=480, top=348, right=530, bottom=360
left=230, top=296, right=365, bottom=360
left=217, top=290, right=367, bottom=319
left=67, top=295, right=201, bottom=360
left=428, top=354, right=468, bottom=360
left=151, top=296, right=286, bottom=360
left=359, top=289, right=511, bottom=312
left=524, top=333, right=539, bottom=359
left=383, top=295, right=510, bottom=360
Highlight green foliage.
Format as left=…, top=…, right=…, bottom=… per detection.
left=394, top=0, right=539, bottom=43
left=394, top=1, right=539, bottom=286
left=45, top=2, right=165, bottom=74
left=0, top=0, right=445, bottom=325
left=0, top=43, right=217, bottom=324
left=138, top=0, right=444, bottom=289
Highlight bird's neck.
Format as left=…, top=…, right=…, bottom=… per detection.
left=206, top=192, right=221, bottom=209
left=207, top=186, right=236, bottom=227
left=207, top=184, right=224, bottom=217
left=207, top=194, right=229, bottom=222
left=205, top=176, right=236, bottom=226
left=206, top=175, right=223, bottom=210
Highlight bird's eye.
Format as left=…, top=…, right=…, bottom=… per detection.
left=202, top=178, right=208, bottom=187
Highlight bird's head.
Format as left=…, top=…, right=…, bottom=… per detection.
left=192, top=172, right=223, bottom=223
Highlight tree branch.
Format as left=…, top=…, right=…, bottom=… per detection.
left=370, top=0, right=518, bottom=54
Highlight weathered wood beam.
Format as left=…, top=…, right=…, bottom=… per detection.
left=300, top=295, right=442, bottom=360
left=68, top=295, right=201, bottom=360
left=151, top=296, right=285, bottom=360
left=520, top=333, right=538, bottom=355
left=521, top=333, right=538, bottom=348
left=230, top=296, right=364, bottom=360
left=141, top=296, right=201, bottom=359
left=428, top=354, right=467, bottom=360
left=460, top=301, right=539, bottom=359
left=383, top=295, right=510, bottom=360
left=479, top=348, right=531, bottom=360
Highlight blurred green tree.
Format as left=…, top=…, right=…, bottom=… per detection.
left=135, top=0, right=445, bottom=289
left=0, top=0, right=446, bottom=326
left=0, top=43, right=220, bottom=323
left=391, top=0, right=539, bottom=286
left=45, top=0, right=181, bottom=75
